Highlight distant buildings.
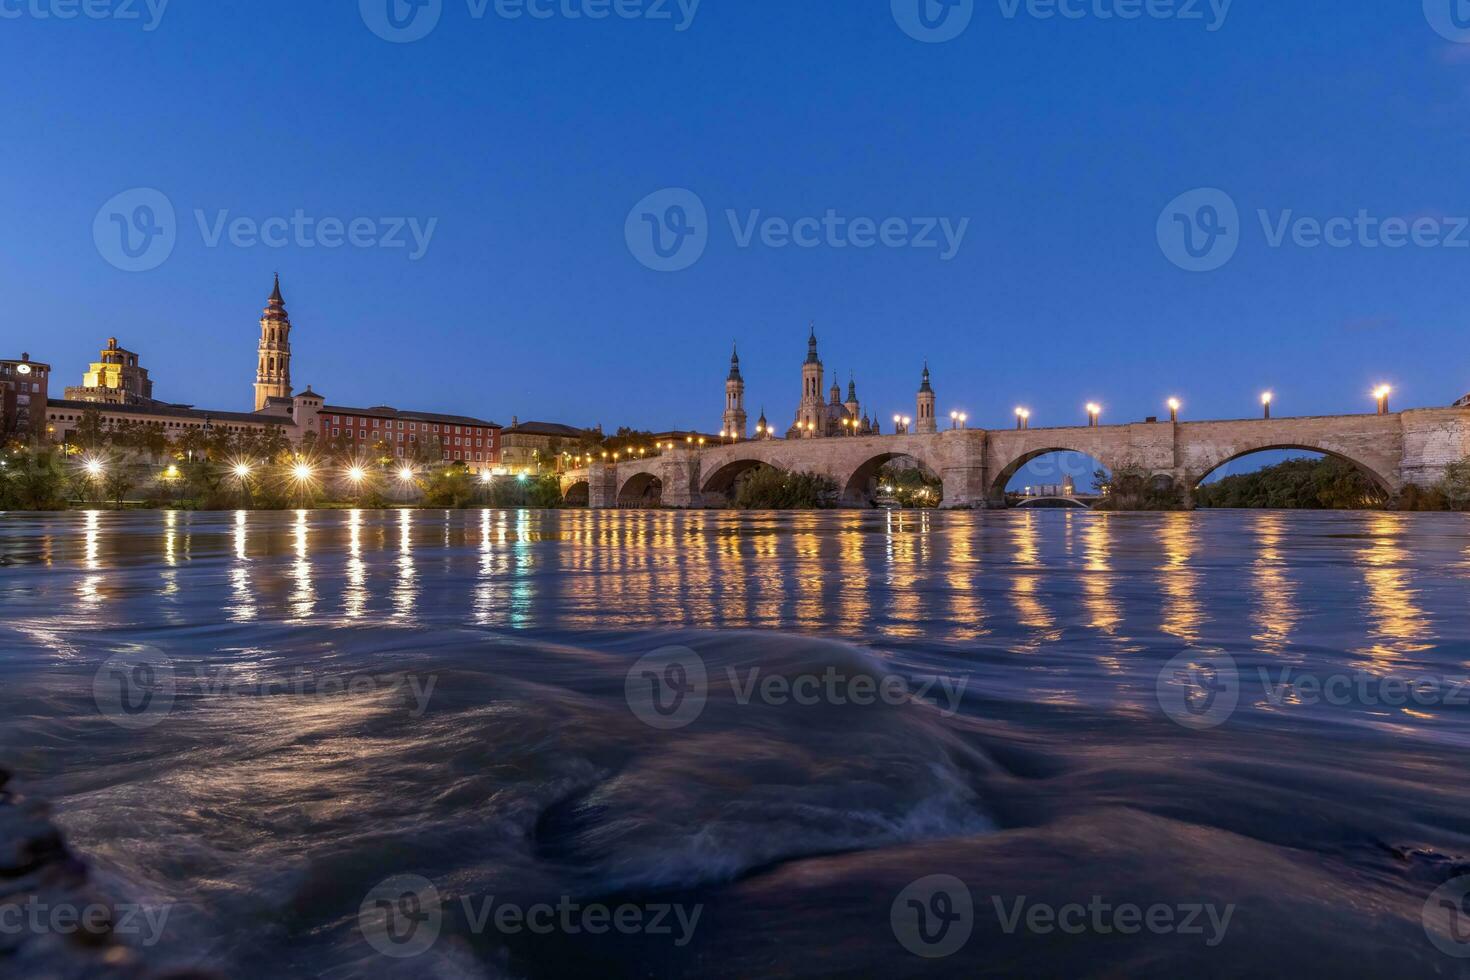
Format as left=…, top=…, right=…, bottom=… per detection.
left=500, top=419, right=596, bottom=472
left=28, top=277, right=502, bottom=469
left=64, top=338, right=156, bottom=406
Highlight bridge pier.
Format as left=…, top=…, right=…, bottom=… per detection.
left=940, top=465, right=991, bottom=509
left=587, top=464, right=618, bottom=510
left=659, top=452, right=705, bottom=509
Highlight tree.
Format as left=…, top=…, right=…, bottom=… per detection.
left=1194, top=458, right=1387, bottom=510
left=878, top=462, right=942, bottom=508
left=734, top=467, right=838, bottom=509
left=103, top=467, right=135, bottom=509
left=1095, top=467, right=1188, bottom=511
left=73, top=408, right=107, bottom=451
left=423, top=465, right=474, bottom=507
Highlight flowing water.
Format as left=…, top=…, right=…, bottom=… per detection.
left=2, top=509, right=1470, bottom=978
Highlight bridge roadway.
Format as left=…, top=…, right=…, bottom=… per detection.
left=557, top=407, right=1470, bottom=509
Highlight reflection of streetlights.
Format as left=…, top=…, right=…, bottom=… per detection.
left=1373, top=385, right=1392, bottom=415
left=1261, top=391, right=1273, bottom=420
left=1168, top=398, right=1181, bottom=423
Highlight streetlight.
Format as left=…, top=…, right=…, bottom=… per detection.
left=902, top=416, right=911, bottom=434
left=1168, top=398, right=1181, bottom=423
left=957, top=412, right=968, bottom=430
left=1015, top=407, right=1030, bottom=430
left=950, top=410, right=959, bottom=430
left=84, top=459, right=104, bottom=478
left=348, top=465, right=366, bottom=483
left=1373, top=385, right=1392, bottom=415
left=1086, top=403, right=1101, bottom=427
left=1261, top=392, right=1273, bottom=420
left=397, top=466, right=415, bottom=505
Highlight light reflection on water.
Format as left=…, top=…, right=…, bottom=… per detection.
left=4, top=509, right=1468, bottom=670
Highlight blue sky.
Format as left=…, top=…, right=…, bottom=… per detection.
left=4, top=1, right=1468, bottom=445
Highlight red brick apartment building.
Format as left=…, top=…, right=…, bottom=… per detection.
left=318, top=404, right=501, bottom=471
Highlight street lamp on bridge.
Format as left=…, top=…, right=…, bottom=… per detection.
left=1373, top=385, right=1392, bottom=415
left=1015, top=407, right=1030, bottom=430
left=1261, top=391, right=1273, bottom=419
left=1086, top=403, right=1101, bottom=427
left=1168, top=398, right=1181, bottom=423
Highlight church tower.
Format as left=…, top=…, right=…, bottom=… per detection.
left=844, top=375, right=860, bottom=422
left=723, top=343, right=748, bottom=439
left=254, top=275, right=293, bottom=411
left=915, top=362, right=937, bottom=434
left=794, top=322, right=825, bottom=437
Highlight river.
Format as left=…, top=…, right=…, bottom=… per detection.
left=2, top=509, right=1469, bottom=977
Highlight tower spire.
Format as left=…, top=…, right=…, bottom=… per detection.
left=269, top=272, right=283, bottom=304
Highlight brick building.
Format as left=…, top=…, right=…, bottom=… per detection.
left=1, top=354, right=51, bottom=440
left=317, top=405, right=501, bottom=471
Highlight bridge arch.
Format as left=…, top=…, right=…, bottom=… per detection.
left=563, top=480, right=590, bottom=508
left=701, top=458, right=779, bottom=500
left=617, top=471, right=663, bottom=508
left=841, top=451, right=944, bottom=507
left=1190, top=443, right=1397, bottom=496
left=988, top=446, right=1117, bottom=504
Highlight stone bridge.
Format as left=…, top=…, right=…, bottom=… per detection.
left=559, top=408, right=1470, bottom=509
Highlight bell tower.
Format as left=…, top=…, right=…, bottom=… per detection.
left=254, top=275, right=293, bottom=411
left=795, top=322, right=825, bottom=437
left=723, top=343, right=747, bottom=439
left=915, top=362, right=937, bottom=434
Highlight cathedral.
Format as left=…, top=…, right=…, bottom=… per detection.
left=721, top=325, right=881, bottom=440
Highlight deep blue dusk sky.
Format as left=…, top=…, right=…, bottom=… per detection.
left=4, top=1, right=1468, bottom=435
